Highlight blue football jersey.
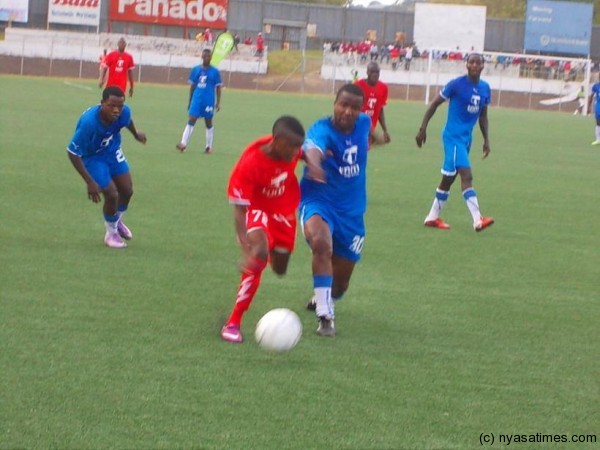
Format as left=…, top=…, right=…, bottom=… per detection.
left=441, top=75, right=491, bottom=142
left=300, top=113, right=371, bottom=216
left=188, top=64, right=222, bottom=107
left=67, top=105, right=132, bottom=158
left=592, top=83, right=600, bottom=113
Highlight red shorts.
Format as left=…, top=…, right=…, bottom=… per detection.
left=246, top=209, right=297, bottom=252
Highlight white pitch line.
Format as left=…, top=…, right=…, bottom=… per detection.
left=63, top=80, right=93, bottom=91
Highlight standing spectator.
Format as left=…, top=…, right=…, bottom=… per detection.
left=233, top=32, right=240, bottom=53
left=66, top=86, right=147, bottom=248
left=220, top=116, right=307, bottom=344
left=404, top=44, right=413, bottom=70
left=98, top=37, right=135, bottom=98
left=355, top=62, right=391, bottom=146
left=369, top=41, right=378, bottom=61
left=256, top=32, right=265, bottom=57
left=415, top=53, right=494, bottom=232
left=176, top=48, right=222, bottom=154
left=301, top=84, right=372, bottom=337
left=204, top=28, right=214, bottom=46
left=390, top=46, right=400, bottom=70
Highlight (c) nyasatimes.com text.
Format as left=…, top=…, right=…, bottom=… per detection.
left=479, top=432, right=597, bottom=446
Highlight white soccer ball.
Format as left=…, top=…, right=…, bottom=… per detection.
left=255, top=308, right=302, bottom=353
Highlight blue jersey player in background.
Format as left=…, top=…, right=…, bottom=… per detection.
left=301, top=84, right=371, bottom=337
left=416, top=53, right=494, bottom=232
left=67, top=86, right=147, bottom=249
left=176, top=48, right=223, bottom=154
left=587, top=81, right=600, bottom=145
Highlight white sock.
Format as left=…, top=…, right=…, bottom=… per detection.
left=314, top=287, right=334, bottom=319
left=595, top=126, right=600, bottom=141
left=104, top=220, right=118, bottom=233
left=425, top=189, right=449, bottom=222
left=181, top=124, right=194, bottom=146
left=463, top=188, right=482, bottom=224
left=206, top=126, right=214, bottom=149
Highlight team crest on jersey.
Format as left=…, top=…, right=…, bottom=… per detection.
left=468, top=94, right=481, bottom=114
left=262, top=172, right=288, bottom=197
left=339, top=145, right=360, bottom=178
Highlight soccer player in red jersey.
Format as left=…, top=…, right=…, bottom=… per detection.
left=220, top=116, right=319, bottom=344
left=355, top=62, right=391, bottom=146
left=99, top=37, right=136, bottom=98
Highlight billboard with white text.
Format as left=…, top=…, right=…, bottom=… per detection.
left=48, top=0, right=101, bottom=27
left=109, top=0, right=228, bottom=29
left=524, top=0, right=593, bottom=55
left=0, top=0, right=28, bottom=23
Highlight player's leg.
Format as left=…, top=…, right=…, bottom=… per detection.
left=268, top=213, right=297, bottom=276
left=456, top=146, right=494, bottom=232
left=424, top=139, right=456, bottom=229
left=222, top=210, right=269, bottom=343
left=177, top=115, right=199, bottom=151
left=204, top=116, right=214, bottom=153
left=300, top=204, right=334, bottom=325
left=85, top=155, right=126, bottom=248
left=593, top=115, right=600, bottom=145
left=108, top=149, right=134, bottom=240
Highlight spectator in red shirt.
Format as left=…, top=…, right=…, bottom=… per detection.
left=256, top=32, right=264, bottom=57
left=355, top=62, right=391, bottom=146
left=99, top=37, right=135, bottom=98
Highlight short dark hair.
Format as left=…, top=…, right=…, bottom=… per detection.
left=467, top=52, right=484, bottom=63
left=102, top=86, right=125, bottom=101
left=272, top=115, right=305, bottom=139
left=336, top=83, right=364, bottom=101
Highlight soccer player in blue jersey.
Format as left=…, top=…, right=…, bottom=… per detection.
left=67, top=86, right=147, bottom=248
left=300, top=84, right=371, bottom=337
left=416, top=52, right=494, bottom=232
left=588, top=81, right=600, bottom=145
left=176, top=48, right=223, bottom=154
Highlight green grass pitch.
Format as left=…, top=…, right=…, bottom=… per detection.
left=1, top=76, right=598, bottom=449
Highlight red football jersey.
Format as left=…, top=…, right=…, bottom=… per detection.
left=228, top=136, right=301, bottom=216
left=103, top=51, right=135, bottom=93
left=355, top=79, right=388, bottom=131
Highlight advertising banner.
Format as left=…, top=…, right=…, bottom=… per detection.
left=524, top=0, right=593, bottom=55
left=109, top=0, right=228, bottom=29
left=0, top=0, right=29, bottom=23
left=48, top=0, right=101, bottom=27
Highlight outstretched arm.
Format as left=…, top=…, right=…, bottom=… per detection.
left=127, top=120, right=147, bottom=144
left=415, top=94, right=445, bottom=148
left=98, top=66, right=107, bottom=88
left=302, top=146, right=326, bottom=183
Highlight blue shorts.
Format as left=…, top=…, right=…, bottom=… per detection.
left=299, top=200, right=365, bottom=263
left=441, top=136, right=471, bottom=176
left=83, top=148, right=130, bottom=190
left=188, top=99, right=215, bottom=119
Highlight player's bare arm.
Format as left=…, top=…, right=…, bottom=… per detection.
left=67, top=152, right=102, bottom=203
left=416, top=95, right=445, bottom=147
left=478, top=105, right=490, bottom=159
left=302, top=147, right=326, bottom=183
left=127, top=121, right=147, bottom=144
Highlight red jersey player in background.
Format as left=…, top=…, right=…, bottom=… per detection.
left=99, top=37, right=136, bottom=98
left=355, top=61, right=391, bottom=146
left=221, top=116, right=321, bottom=344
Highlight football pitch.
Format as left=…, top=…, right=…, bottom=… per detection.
left=1, top=76, right=598, bottom=449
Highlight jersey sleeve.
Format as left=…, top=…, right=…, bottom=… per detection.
left=441, top=78, right=457, bottom=100
left=228, top=159, right=255, bottom=206
left=303, top=120, right=328, bottom=155
left=188, top=67, right=198, bottom=85
left=67, top=118, right=92, bottom=157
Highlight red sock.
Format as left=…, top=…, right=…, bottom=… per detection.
left=226, top=257, right=267, bottom=327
